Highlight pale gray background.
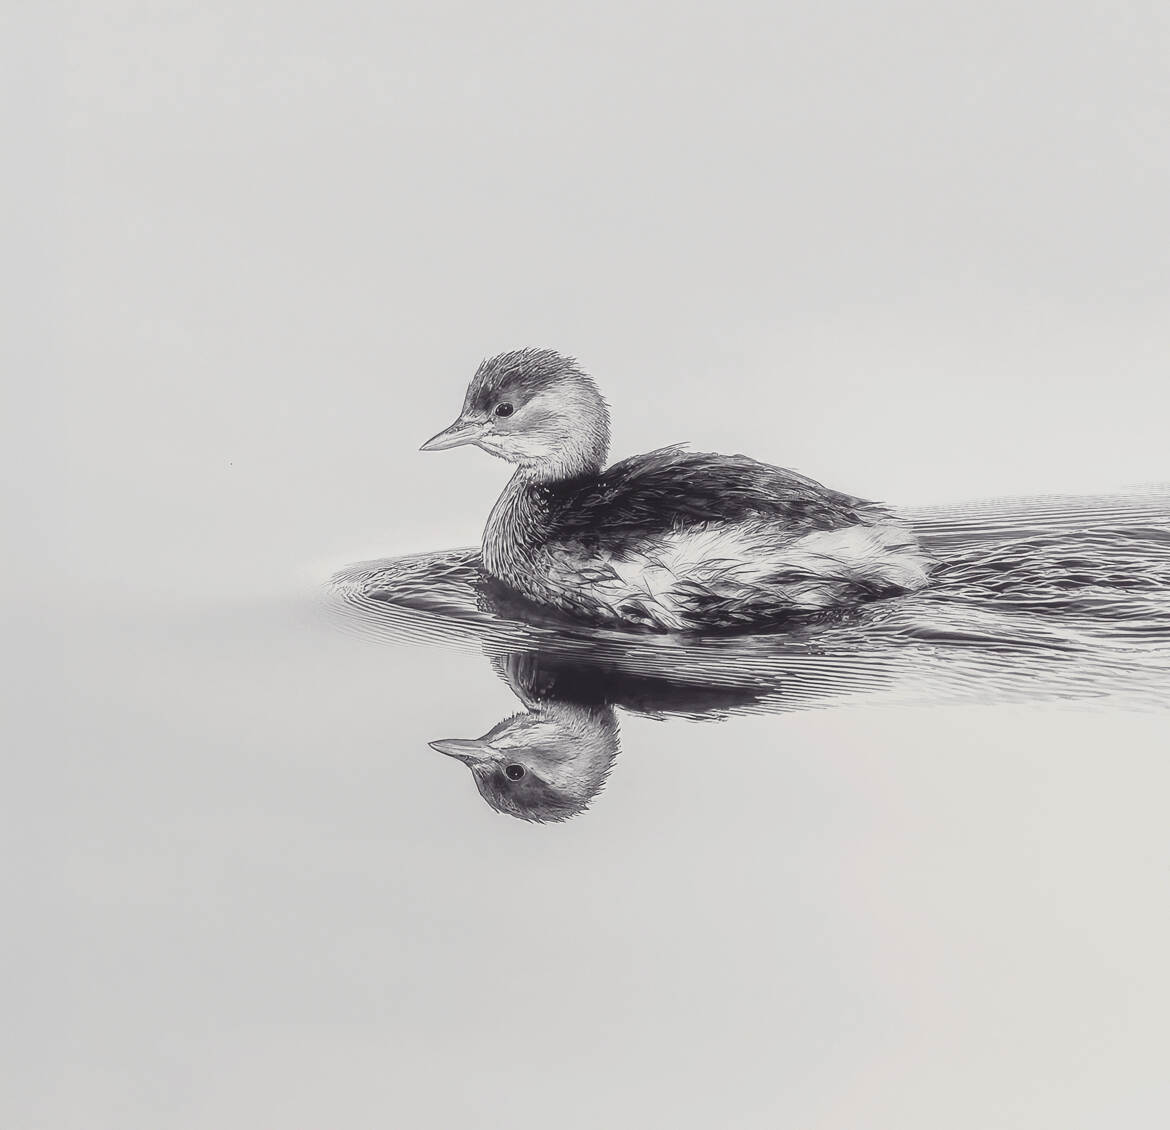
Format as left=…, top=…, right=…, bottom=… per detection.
left=5, top=3, right=1170, bottom=1128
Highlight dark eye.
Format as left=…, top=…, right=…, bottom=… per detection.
left=504, top=764, right=525, bottom=781
left=494, top=403, right=514, bottom=417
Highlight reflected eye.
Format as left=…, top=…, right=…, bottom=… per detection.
left=504, top=764, right=525, bottom=781
left=494, top=403, right=514, bottom=417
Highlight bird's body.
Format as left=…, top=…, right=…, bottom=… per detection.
left=483, top=446, right=928, bottom=630
left=422, top=349, right=933, bottom=632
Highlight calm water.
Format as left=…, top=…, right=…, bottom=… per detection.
left=8, top=490, right=1170, bottom=1128
left=17, top=3, right=1170, bottom=1123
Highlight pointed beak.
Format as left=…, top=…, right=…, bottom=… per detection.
left=429, top=737, right=493, bottom=764
left=420, top=416, right=488, bottom=452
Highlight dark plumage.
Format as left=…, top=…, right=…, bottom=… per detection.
left=421, top=349, right=933, bottom=631
left=462, top=349, right=600, bottom=422
left=545, top=445, right=875, bottom=547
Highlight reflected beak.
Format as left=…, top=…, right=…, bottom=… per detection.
left=420, top=416, right=488, bottom=452
left=429, top=737, right=493, bottom=763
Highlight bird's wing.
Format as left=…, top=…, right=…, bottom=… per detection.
left=547, top=446, right=878, bottom=549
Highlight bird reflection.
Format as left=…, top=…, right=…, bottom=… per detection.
left=428, top=649, right=777, bottom=823
left=430, top=697, right=619, bottom=823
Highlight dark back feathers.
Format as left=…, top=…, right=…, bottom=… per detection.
left=544, top=446, right=880, bottom=549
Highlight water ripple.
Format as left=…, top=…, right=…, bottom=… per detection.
left=324, top=489, right=1170, bottom=718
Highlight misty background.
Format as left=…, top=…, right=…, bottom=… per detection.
left=5, top=3, right=1170, bottom=1128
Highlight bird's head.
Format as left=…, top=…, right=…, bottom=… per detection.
left=428, top=700, right=619, bottom=823
left=420, top=349, right=611, bottom=481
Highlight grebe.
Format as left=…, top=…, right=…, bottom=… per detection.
left=421, top=349, right=931, bottom=631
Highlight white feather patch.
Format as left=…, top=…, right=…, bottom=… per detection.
left=547, top=519, right=931, bottom=627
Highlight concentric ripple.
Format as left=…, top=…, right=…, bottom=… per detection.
left=324, top=489, right=1170, bottom=719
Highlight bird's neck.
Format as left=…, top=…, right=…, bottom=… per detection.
left=482, top=466, right=597, bottom=583
left=483, top=471, right=543, bottom=582
left=521, top=444, right=606, bottom=483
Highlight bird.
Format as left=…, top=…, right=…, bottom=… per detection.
left=421, top=348, right=932, bottom=632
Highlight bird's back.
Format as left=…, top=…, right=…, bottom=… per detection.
left=548, top=446, right=877, bottom=544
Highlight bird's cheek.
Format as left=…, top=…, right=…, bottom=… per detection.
left=476, top=432, right=512, bottom=456
left=485, top=432, right=546, bottom=461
